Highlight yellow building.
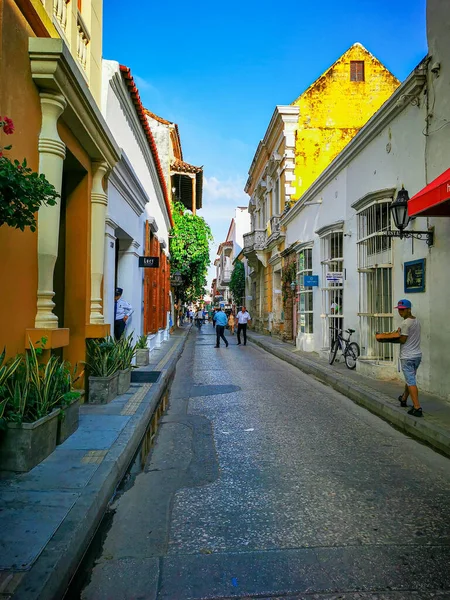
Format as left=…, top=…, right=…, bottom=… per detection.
left=292, top=43, right=400, bottom=200
left=0, top=0, right=119, bottom=379
left=243, top=43, right=400, bottom=337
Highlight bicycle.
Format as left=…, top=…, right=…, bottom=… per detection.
left=329, top=327, right=360, bottom=370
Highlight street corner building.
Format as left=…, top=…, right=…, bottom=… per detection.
left=243, top=42, right=400, bottom=340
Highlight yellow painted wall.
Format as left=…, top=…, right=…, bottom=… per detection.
left=292, top=43, right=400, bottom=199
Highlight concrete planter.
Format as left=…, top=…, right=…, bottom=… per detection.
left=88, top=372, right=118, bottom=404
left=135, top=348, right=149, bottom=367
left=0, top=409, right=60, bottom=472
left=118, top=368, right=131, bottom=395
left=57, top=395, right=81, bottom=445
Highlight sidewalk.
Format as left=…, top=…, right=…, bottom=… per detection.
left=0, top=326, right=190, bottom=600
left=248, top=330, right=450, bottom=458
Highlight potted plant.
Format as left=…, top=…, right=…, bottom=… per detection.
left=135, top=334, right=149, bottom=367
left=116, top=333, right=135, bottom=395
left=85, top=337, right=120, bottom=404
left=0, top=343, right=80, bottom=472
left=55, top=362, right=83, bottom=445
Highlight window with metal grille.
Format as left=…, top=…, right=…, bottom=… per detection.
left=357, top=199, right=393, bottom=361
left=297, top=248, right=313, bottom=334
left=320, top=231, right=343, bottom=349
left=350, top=61, right=365, bottom=82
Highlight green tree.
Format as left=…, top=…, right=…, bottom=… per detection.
left=229, top=261, right=245, bottom=306
left=169, top=201, right=213, bottom=303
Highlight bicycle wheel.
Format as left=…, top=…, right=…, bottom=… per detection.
left=329, top=338, right=339, bottom=365
left=344, top=342, right=360, bottom=370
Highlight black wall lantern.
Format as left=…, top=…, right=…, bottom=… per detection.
left=385, top=187, right=434, bottom=246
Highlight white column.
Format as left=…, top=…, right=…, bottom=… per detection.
left=103, top=217, right=118, bottom=334
left=90, top=162, right=108, bottom=324
left=35, top=92, right=67, bottom=329
left=117, top=240, right=141, bottom=343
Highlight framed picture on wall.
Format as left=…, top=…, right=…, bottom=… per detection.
left=404, top=258, right=426, bottom=293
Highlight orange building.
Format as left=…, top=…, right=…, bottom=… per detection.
left=0, top=0, right=119, bottom=381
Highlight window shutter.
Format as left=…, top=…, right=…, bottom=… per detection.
left=350, top=61, right=365, bottom=82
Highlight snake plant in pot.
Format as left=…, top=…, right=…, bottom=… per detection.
left=116, top=332, right=135, bottom=395
left=135, top=334, right=149, bottom=367
left=0, top=342, right=80, bottom=471
left=85, top=337, right=121, bottom=404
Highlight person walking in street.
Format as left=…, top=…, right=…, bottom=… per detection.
left=236, top=306, right=251, bottom=346
left=379, top=299, right=423, bottom=417
left=214, top=307, right=229, bottom=348
left=228, top=311, right=236, bottom=335
left=212, top=308, right=218, bottom=328
left=195, top=307, right=203, bottom=330
left=114, top=287, right=133, bottom=340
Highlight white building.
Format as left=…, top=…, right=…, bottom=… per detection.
left=280, top=39, right=450, bottom=399
left=101, top=61, right=173, bottom=348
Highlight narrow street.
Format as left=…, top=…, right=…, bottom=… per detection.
left=76, top=325, right=450, bottom=600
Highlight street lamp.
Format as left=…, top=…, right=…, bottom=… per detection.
left=171, top=270, right=182, bottom=287
left=290, top=280, right=297, bottom=292
left=384, top=187, right=434, bottom=246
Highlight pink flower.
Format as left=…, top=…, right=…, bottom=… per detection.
left=2, top=117, right=14, bottom=135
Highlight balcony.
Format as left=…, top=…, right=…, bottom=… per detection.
left=267, top=214, right=285, bottom=248
left=219, top=268, right=232, bottom=285
left=243, top=229, right=267, bottom=254
left=76, top=11, right=90, bottom=72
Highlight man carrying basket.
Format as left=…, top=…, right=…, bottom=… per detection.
left=376, top=299, right=422, bottom=417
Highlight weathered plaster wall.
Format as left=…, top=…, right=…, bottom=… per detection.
left=292, top=43, right=400, bottom=200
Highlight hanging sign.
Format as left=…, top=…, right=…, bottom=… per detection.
left=139, top=256, right=160, bottom=268
left=326, top=271, right=343, bottom=284
left=304, top=275, right=319, bottom=287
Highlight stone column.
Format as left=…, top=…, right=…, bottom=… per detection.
left=103, top=217, right=118, bottom=333
left=90, top=162, right=108, bottom=324
left=35, top=92, right=67, bottom=329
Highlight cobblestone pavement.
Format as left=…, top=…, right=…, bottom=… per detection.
left=78, top=325, right=450, bottom=600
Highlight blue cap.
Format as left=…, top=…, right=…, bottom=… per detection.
left=394, top=299, right=412, bottom=309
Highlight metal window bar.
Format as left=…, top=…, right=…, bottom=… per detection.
left=321, top=232, right=343, bottom=348
left=357, top=201, right=393, bottom=361
left=297, top=248, right=313, bottom=334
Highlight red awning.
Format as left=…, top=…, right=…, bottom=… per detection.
left=408, top=168, right=450, bottom=217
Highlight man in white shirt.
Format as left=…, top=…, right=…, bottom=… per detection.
left=114, top=287, right=133, bottom=340
left=236, top=306, right=251, bottom=346
left=393, top=299, right=423, bottom=417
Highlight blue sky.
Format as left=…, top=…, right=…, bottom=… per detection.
left=103, top=0, right=427, bottom=286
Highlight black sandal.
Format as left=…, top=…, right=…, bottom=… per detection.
left=398, top=395, right=407, bottom=407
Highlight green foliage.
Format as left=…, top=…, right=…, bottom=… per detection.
left=169, top=201, right=213, bottom=303
left=117, top=332, right=135, bottom=370
left=135, top=334, right=148, bottom=350
left=0, top=339, right=80, bottom=426
left=0, top=157, right=59, bottom=232
left=282, top=257, right=297, bottom=302
left=229, top=261, right=246, bottom=305
left=85, top=337, right=121, bottom=378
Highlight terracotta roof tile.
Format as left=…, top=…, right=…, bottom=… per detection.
left=171, top=158, right=202, bottom=174
left=119, top=65, right=173, bottom=227
left=144, top=108, right=172, bottom=126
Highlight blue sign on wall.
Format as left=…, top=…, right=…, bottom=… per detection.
left=304, top=275, right=319, bottom=287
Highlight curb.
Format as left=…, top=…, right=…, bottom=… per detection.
left=249, top=333, right=450, bottom=458
left=13, top=330, right=190, bottom=600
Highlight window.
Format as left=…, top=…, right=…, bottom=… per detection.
left=357, top=199, right=393, bottom=361
left=273, top=178, right=280, bottom=215
left=320, top=231, right=343, bottom=349
left=297, top=248, right=313, bottom=334
left=350, top=61, right=365, bottom=82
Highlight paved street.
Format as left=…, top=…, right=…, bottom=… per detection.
left=77, top=325, right=450, bottom=600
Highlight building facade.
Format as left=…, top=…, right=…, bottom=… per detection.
left=0, top=0, right=119, bottom=383
left=243, top=44, right=399, bottom=338
left=101, top=62, right=173, bottom=350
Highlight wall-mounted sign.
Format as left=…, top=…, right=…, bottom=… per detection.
left=247, top=295, right=253, bottom=300
left=404, top=258, right=425, bottom=293
left=139, top=256, right=160, bottom=268
left=304, top=275, right=319, bottom=287
left=326, top=271, right=343, bottom=284
left=274, top=289, right=282, bottom=294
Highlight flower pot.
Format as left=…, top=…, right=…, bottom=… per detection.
left=88, top=372, right=118, bottom=404
left=57, top=395, right=81, bottom=445
left=0, top=409, right=60, bottom=472
left=118, top=368, right=131, bottom=395
left=135, top=348, right=149, bottom=367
